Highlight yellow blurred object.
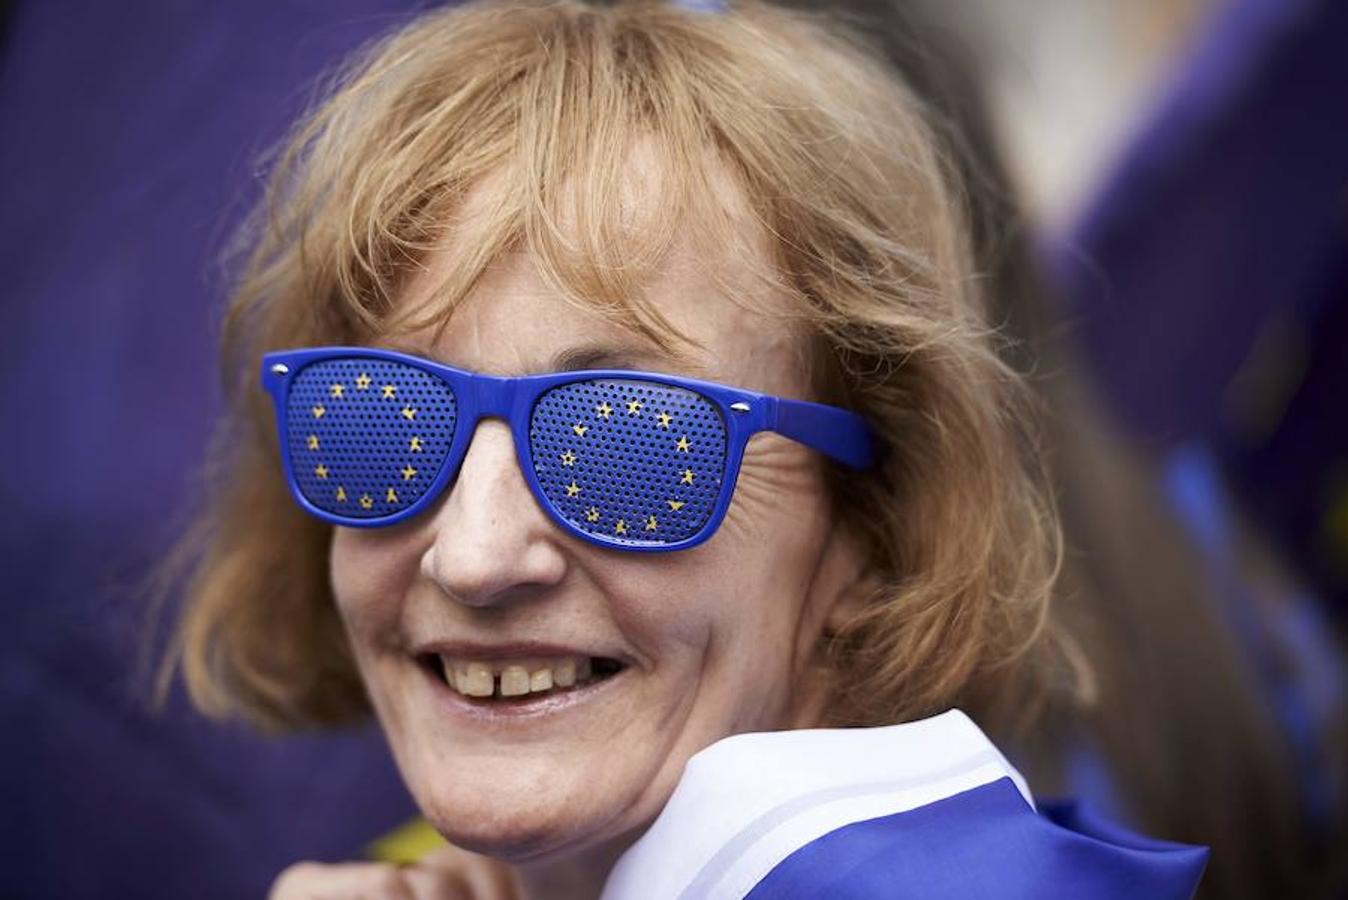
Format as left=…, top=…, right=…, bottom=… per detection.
left=365, top=816, right=447, bottom=864
left=1323, top=477, right=1348, bottom=576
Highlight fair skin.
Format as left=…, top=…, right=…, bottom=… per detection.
left=270, top=154, right=873, bottom=900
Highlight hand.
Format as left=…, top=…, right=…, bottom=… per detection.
left=269, top=846, right=518, bottom=900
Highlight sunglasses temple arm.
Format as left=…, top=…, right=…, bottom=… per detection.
left=771, top=397, right=876, bottom=469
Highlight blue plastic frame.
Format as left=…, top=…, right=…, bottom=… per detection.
left=261, top=346, right=875, bottom=552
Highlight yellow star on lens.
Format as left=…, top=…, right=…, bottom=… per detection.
left=676, top=435, right=691, bottom=453
left=626, top=399, right=642, bottom=415
left=386, top=487, right=398, bottom=503
left=314, top=464, right=329, bottom=479
left=382, top=384, right=396, bottom=399
left=596, top=402, right=613, bottom=418
left=573, top=422, right=588, bottom=437
left=312, top=404, right=326, bottom=418
left=646, top=515, right=658, bottom=532
left=329, top=383, right=345, bottom=398
left=657, top=411, right=672, bottom=429
left=560, top=450, right=576, bottom=466
left=585, top=506, right=600, bottom=522
left=359, top=494, right=373, bottom=509
left=615, top=519, right=628, bottom=535
left=306, top=434, right=319, bottom=450
left=401, top=406, right=417, bottom=420
left=409, top=436, right=423, bottom=452
left=566, top=480, right=581, bottom=497
left=401, top=465, right=417, bottom=481
left=681, top=468, right=695, bottom=485
left=336, top=486, right=347, bottom=502
left=667, top=499, right=685, bottom=511
left=355, top=373, right=371, bottom=390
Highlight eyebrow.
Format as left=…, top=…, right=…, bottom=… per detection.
left=548, top=342, right=709, bottom=378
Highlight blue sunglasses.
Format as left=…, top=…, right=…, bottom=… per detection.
left=261, top=346, right=874, bottom=552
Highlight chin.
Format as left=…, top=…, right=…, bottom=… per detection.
left=412, top=771, right=613, bottom=863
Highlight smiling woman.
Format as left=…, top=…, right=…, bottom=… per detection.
left=154, top=2, right=1205, bottom=898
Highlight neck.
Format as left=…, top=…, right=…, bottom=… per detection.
left=508, top=829, right=636, bottom=900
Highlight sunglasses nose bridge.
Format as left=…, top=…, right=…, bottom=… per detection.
left=463, top=371, right=519, bottom=421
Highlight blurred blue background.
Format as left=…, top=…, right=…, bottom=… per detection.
left=1, top=0, right=1345, bottom=897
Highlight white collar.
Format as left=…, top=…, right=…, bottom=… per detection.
left=600, top=709, right=1031, bottom=900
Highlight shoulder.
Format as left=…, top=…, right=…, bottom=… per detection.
left=743, top=776, right=1208, bottom=900
left=601, top=711, right=1207, bottom=900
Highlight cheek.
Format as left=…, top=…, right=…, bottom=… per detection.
left=718, top=435, right=827, bottom=553
left=329, top=525, right=422, bottom=643
left=711, top=439, right=832, bottom=675
left=626, top=446, right=828, bottom=693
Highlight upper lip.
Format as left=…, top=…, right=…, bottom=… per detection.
left=411, top=640, right=627, bottom=663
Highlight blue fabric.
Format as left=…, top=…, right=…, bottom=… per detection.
left=1161, top=444, right=1346, bottom=833
left=1049, top=0, right=1348, bottom=620
left=745, top=778, right=1208, bottom=899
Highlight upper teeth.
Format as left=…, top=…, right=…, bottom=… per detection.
left=440, top=655, right=596, bottom=698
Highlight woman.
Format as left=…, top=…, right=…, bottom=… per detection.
left=157, top=1, right=1206, bottom=896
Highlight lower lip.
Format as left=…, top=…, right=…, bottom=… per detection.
left=420, top=662, right=629, bottom=726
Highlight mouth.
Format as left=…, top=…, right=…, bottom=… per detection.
left=415, top=652, right=628, bottom=706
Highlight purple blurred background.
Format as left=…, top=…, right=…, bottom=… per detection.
left=1, top=4, right=429, bottom=897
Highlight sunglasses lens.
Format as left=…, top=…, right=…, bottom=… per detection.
left=285, top=358, right=457, bottom=520
left=529, top=379, right=728, bottom=546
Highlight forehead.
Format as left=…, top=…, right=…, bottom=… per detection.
left=387, top=142, right=809, bottom=397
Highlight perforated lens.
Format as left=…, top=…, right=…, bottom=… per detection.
left=285, top=358, right=457, bottom=519
left=529, top=379, right=728, bottom=546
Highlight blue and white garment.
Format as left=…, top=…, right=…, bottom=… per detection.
left=600, top=710, right=1208, bottom=900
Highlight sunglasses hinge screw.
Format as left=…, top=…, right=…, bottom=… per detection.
left=270, top=363, right=290, bottom=375
left=729, top=401, right=750, bottom=414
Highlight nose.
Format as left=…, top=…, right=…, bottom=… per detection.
left=419, top=418, right=568, bottom=607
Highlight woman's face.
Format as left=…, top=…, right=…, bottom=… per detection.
left=329, top=165, right=867, bottom=866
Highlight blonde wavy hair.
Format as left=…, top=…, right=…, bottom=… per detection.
left=154, top=0, right=1084, bottom=736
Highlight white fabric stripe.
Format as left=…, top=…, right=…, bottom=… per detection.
left=600, top=710, right=1032, bottom=900
left=679, top=754, right=1011, bottom=900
